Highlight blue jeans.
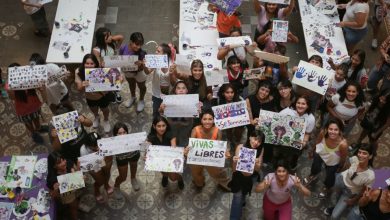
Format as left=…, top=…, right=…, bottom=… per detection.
left=347, top=206, right=365, bottom=220
left=367, top=63, right=390, bottom=91
left=152, top=96, right=163, bottom=119
left=329, top=174, right=355, bottom=220
left=343, top=27, right=368, bottom=46
left=230, top=191, right=246, bottom=220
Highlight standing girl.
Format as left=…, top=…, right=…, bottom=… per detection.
left=226, top=56, right=249, bottom=98
left=146, top=116, right=184, bottom=189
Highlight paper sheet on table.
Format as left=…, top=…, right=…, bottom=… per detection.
left=6, top=156, right=37, bottom=188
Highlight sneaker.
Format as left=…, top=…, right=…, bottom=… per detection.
left=178, top=180, right=184, bottom=190
left=136, top=100, right=145, bottom=112
left=318, top=191, right=327, bottom=199
left=131, top=178, right=140, bottom=191
left=103, top=120, right=111, bottom=133
left=93, top=117, right=100, bottom=128
left=161, top=176, right=168, bottom=188
left=372, top=39, right=378, bottom=49
left=32, top=132, right=44, bottom=144
left=124, top=97, right=136, bottom=108
left=115, top=92, right=123, bottom=103
left=323, top=207, right=334, bottom=216
left=106, top=186, right=114, bottom=196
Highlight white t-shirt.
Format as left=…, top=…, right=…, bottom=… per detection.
left=224, top=47, right=246, bottom=68
left=23, top=0, right=40, bottom=15
left=341, top=156, right=375, bottom=194
left=93, top=46, right=115, bottom=57
left=46, top=64, right=68, bottom=105
left=343, top=2, right=369, bottom=29
left=80, top=145, right=94, bottom=157
left=331, top=93, right=361, bottom=120
left=151, top=68, right=171, bottom=99
left=279, top=108, right=315, bottom=133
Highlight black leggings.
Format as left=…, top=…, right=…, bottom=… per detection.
left=310, top=153, right=339, bottom=189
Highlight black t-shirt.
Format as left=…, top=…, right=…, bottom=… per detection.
left=248, top=94, right=276, bottom=118
left=147, top=131, right=174, bottom=146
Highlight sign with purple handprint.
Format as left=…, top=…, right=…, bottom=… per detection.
left=236, top=147, right=257, bottom=173
left=292, top=60, right=333, bottom=95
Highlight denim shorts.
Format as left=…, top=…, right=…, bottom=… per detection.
left=343, top=27, right=368, bottom=45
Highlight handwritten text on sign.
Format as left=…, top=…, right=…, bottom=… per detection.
left=187, top=138, right=227, bottom=167
left=145, top=55, right=169, bottom=68
left=212, top=101, right=251, bottom=130
left=98, top=132, right=147, bottom=156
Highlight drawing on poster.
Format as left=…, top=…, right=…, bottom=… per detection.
left=217, top=36, right=252, bottom=48
left=78, top=153, right=105, bottom=172
left=52, top=111, right=79, bottom=144
left=162, top=94, right=199, bottom=118
left=98, top=132, right=147, bottom=156
left=34, top=158, right=48, bottom=175
left=272, top=20, right=289, bottom=42
left=212, top=101, right=251, bottom=130
left=103, top=55, right=139, bottom=72
left=85, top=68, right=122, bottom=92
left=243, top=67, right=266, bottom=80
left=209, top=0, right=242, bottom=15
left=0, top=162, right=8, bottom=182
left=236, top=147, right=257, bottom=173
left=292, top=60, right=333, bottom=95
left=8, top=65, right=48, bottom=90
left=258, top=110, right=306, bottom=149
left=31, top=189, right=50, bottom=214
left=6, top=156, right=37, bottom=188
left=57, top=171, right=85, bottom=194
left=145, top=145, right=184, bottom=173
left=0, top=202, right=14, bottom=220
left=204, top=69, right=229, bottom=86
left=145, top=55, right=169, bottom=68
left=187, top=138, right=227, bottom=167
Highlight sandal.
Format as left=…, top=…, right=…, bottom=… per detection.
left=95, top=194, right=104, bottom=203
left=106, top=186, right=114, bottom=195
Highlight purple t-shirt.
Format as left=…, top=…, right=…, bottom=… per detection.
left=119, top=45, right=147, bottom=60
left=265, top=173, right=296, bottom=204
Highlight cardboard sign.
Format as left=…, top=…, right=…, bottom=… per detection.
left=103, top=55, right=139, bottom=72
left=52, top=111, right=79, bottom=144
left=57, top=171, right=85, bottom=194
left=292, top=60, right=333, bottom=95
left=145, top=55, right=169, bottom=68
left=8, top=65, right=48, bottom=90
left=187, top=138, right=227, bottom=167
left=98, top=132, right=147, bottom=156
left=162, top=94, right=199, bottom=118
left=254, top=50, right=290, bottom=64
left=85, top=68, right=122, bottom=92
left=272, top=20, right=289, bottom=43
left=217, top=36, right=252, bottom=48
left=212, top=101, right=251, bottom=130
left=236, top=147, right=257, bottom=173
left=78, top=152, right=105, bottom=172
left=209, top=0, right=242, bottom=15
left=145, top=145, right=184, bottom=173
left=204, top=69, right=229, bottom=86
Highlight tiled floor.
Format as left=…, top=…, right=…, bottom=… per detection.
left=0, top=0, right=389, bottom=219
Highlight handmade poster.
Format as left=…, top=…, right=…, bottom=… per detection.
left=217, top=36, right=252, bottom=48
left=259, top=0, right=290, bottom=5
left=34, top=158, right=48, bottom=175
left=236, top=147, right=257, bottom=173
left=98, top=132, right=147, bottom=156
left=258, top=110, right=306, bottom=149
left=145, top=55, right=169, bottom=68
left=292, top=60, right=333, bottom=95
left=162, top=94, right=199, bottom=118
left=209, top=0, right=242, bottom=15
left=386, top=177, right=390, bottom=186
left=254, top=50, right=290, bottom=64
left=187, top=138, right=227, bottom=167
left=57, top=171, right=85, bottom=194
left=175, top=54, right=192, bottom=75
left=243, top=67, right=266, bottom=80
left=85, top=68, right=122, bottom=92
left=103, top=55, right=139, bottom=72
left=0, top=202, right=14, bottom=220
left=78, top=152, right=106, bottom=172
left=6, top=156, right=37, bottom=188
left=204, top=69, right=229, bottom=86
left=272, top=20, right=288, bottom=42
left=144, top=145, right=184, bottom=173
left=181, top=30, right=219, bottom=48
left=52, top=111, right=79, bottom=144
left=46, top=65, right=69, bottom=85
left=0, top=163, right=8, bottom=182
left=31, top=189, right=50, bottom=214
left=8, top=65, right=48, bottom=90
left=212, top=101, right=251, bottom=130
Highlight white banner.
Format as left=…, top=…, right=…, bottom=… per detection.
left=187, top=138, right=227, bottom=167
left=145, top=145, right=184, bottom=173
left=57, top=171, right=85, bottom=194
left=204, top=69, right=229, bottom=86
left=98, top=132, right=147, bottom=156
left=103, top=55, right=139, bottom=72
left=78, top=152, right=105, bottom=172
left=162, top=94, right=199, bottom=118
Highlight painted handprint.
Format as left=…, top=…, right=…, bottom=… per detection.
left=295, top=67, right=307, bottom=78
left=307, top=71, right=317, bottom=82
left=317, top=75, right=328, bottom=87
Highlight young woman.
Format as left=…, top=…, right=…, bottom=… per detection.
left=184, top=110, right=231, bottom=191
left=329, top=49, right=367, bottom=88
left=47, top=152, right=80, bottom=220
left=275, top=79, right=295, bottom=112
left=92, top=27, right=124, bottom=103
left=246, top=80, right=276, bottom=164
left=75, top=54, right=112, bottom=133
left=326, top=81, right=365, bottom=135
left=226, top=56, right=248, bottom=98
left=146, top=116, right=184, bottom=189
left=275, top=96, right=316, bottom=171
left=255, top=161, right=311, bottom=220
left=347, top=185, right=390, bottom=220
left=324, top=143, right=375, bottom=220
left=356, top=89, right=390, bottom=154
left=159, top=81, right=194, bottom=147
left=7, top=63, right=44, bottom=143
left=112, top=122, right=141, bottom=196
left=229, top=130, right=265, bottom=220
left=144, top=43, right=176, bottom=118
left=119, top=32, right=147, bottom=112
left=79, top=132, right=113, bottom=202
left=304, top=118, right=349, bottom=198
left=20, top=0, right=50, bottom=37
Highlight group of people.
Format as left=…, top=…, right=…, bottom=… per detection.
left=3, top=0, right=390, bottom=219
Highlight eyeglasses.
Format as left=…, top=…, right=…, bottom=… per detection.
left=350, top=172, right=358, bottom=181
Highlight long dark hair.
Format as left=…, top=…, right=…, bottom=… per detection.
left=245, top=130, right=265, bottom=148
left=188, top=59, right=207, bottom=101
left=367, top=89, right=390, bottom=124
left=338, top=81, right=365, bottom=107
left=324, top=118, right=344, bottom=138
left=78, top=54, right=100, bottom=81
left=355, top=143, right=375, bottom=167
left=217, top=83, right=240, bottom=104
left=95, top=27, right=115, bottom=55
left=171, top=80, right=188, bottom=94
left=9, top=63, right=37, bottom=103
left=308, top=55, right=323, bottom=68
left=149, top=116, right=171, bottom=137
left=276, top=79, right=295, bottom=102
left=113, top=122, right=128, bottom=136
left=348, top=49, right=365, bottom=82
left=292, top=95, right=312, bottom=114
